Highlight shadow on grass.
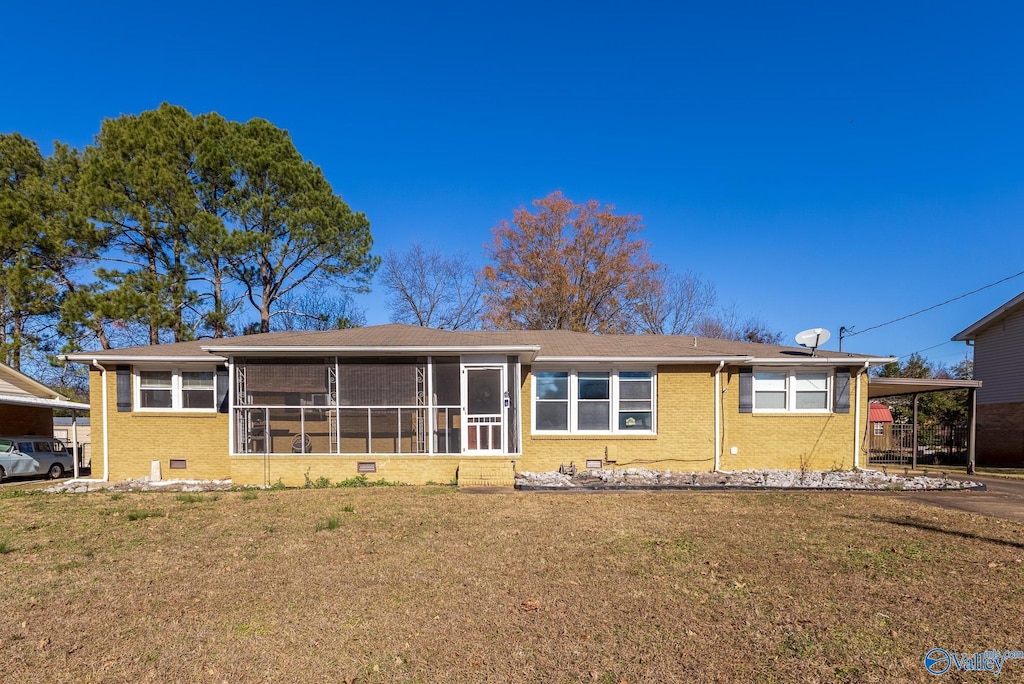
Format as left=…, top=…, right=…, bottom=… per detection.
left=865, top=516, right=1024, bottom=550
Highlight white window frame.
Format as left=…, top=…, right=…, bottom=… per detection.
left=531, top=367, right=656, bottom=435
left=873, top=422, right=885, bottom=436
left=752, top=368, right=832, bottom=414
left=134, top=366, right=218, bottom=412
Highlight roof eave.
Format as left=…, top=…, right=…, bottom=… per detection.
left=744, top=356, right=895, bottom=366
left=0, top=393, right=90, bottom=411
left=0, top=365, right=64, bottom=400
left=533, top=355, right=755, bottom=364
left=200, top=344, right=544, bottom=361
left=951, top=291, right=1024, bottom=341
left=532, top=355, right=891, bottom=365
left=63, top=354, right=226, bottom=364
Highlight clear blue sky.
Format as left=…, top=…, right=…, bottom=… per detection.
left=5, top=1, right=1023, bottom=367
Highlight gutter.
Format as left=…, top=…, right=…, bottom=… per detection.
left=744, top=356, right=895, bottom=366
left=64, top=354, right=223, bottom=364
left=200, top=344, right=542, bottom=358
left=533, top=356, right=756, bottom=364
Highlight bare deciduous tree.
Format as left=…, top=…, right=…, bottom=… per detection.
left=380, top=243, right=482, bottom=330
left=692, top=303, right=784, bottom=344
left=636, top=267, right=718, bottom=335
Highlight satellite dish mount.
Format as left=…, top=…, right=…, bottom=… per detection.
left=794, top=328, right=831, bottom=357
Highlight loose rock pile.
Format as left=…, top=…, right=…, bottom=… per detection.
left=46, top=478, right=234, bottom=493
left=516, top=467, right=981, bottom=491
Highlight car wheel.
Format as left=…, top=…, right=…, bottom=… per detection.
left=0, top=465, right=5, bottom=481
left=48, top=463, right=64, bottom=479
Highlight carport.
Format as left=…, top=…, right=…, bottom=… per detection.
left=0, top=362, right=91, bottom=477
left=868, top=377, right=983, bottom=473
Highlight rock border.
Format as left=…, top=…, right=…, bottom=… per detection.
left=515, top=468, right=986, bottom=492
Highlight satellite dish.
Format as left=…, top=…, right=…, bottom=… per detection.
left=794, top=328, right=830, bottom=355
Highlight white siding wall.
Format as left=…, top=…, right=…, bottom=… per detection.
left=0, top=373, right=39, bottom=396
left=974, top=304, right=1024, bottom=405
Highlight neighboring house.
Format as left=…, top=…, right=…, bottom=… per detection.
left=867, top=402, right=895, bottom=451
left=953, top=292, right=1024, bottom=466
left=64, top=324, right=893, bottom=486
left=0, top=362, right=89, bottom=437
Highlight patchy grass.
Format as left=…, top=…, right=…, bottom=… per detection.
left=0, top=489, right=1021, bottom=682
left=175, top=492, right=218, bottom=504
left=314, top=516, right=341, bottom=532
left=123, top=508, right=165, bottom=521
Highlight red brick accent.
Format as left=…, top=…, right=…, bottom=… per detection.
left=977, top=402, right=1024, bottom=466
left=0, top=405, right=53, bottom=437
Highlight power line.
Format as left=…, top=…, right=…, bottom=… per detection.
left=845, top=269, right=1024, bottom=339
left=898, top=340, right=956, bottom=360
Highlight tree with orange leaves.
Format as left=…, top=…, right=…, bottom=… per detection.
left=481, top=191, right=658, bottom=333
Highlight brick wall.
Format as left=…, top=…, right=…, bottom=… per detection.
left=230, top=455, right=483, bottom=487
left=519, top=365, right=719, bottom=473
left=0, top=405, right=53, bottom=437
left=976, top=402, right=1024, bottom=466
left=91, top=369, right=231, bottom=481
left=719, top=368, right=868, bottom=471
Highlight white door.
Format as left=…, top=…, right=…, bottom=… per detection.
left=463, top=367, right=504, bottom=453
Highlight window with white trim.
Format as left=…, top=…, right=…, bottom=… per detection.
left=753, top=369, right=831, bottom=413
left=135, top=368, right=217, bottom=411
left=532, top=369, right=655, bottom=433
left=873, top=422, right=885, bottom=436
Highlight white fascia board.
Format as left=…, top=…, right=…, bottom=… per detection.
left=745, top=356, right=895, bottom=366
left=532, top=356, right=755, bottom=364
left=201, top=345, right=542, bottom=360
left=63, top=354, right=226, bottom=364
left=0, top=393, right=90, bottom=411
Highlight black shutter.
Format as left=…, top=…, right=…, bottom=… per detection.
left=738, top=368, right=753, bottom=413
left=216, top=367, right=229, bottom=413
left=834, top=368, right=851, bottom=414
left=116, top=366, right=132, bottom=412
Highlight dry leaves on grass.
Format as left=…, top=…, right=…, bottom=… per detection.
left=518, top=598, right=541, bottom=612
left=0, top=488, right=1022, bottom=682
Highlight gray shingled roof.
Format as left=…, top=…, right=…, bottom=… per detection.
left=64, top=323, right=887, bottom=363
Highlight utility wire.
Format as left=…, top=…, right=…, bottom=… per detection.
left=845, top=269, right=1024, bottom=338
left=898, top=340, right=956, bottom=360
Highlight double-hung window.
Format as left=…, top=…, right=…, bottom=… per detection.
left=532, top=369, right=655, bottom=434
left=136, top=367, right=217, bottom=411
left=534, top=371, right=569, bottom=430
left=752, top=369, right=831, bottom=413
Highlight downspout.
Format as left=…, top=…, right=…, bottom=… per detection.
left=853, top=362, right=867, bottom=470
left=88, top=360, right=110, bottom=482
left=71, top=410, right=79, bottom=479
left=714, top=361, right=725, bottom=471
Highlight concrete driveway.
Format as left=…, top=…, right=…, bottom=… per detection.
left=890, top=475, right=1024, bottom=523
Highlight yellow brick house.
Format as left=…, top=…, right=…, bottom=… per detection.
left=64, top=324, right=892, bottom=486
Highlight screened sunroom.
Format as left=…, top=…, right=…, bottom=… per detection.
left=231, top=356, right=520, bottom=456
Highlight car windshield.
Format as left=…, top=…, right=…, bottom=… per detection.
left=0, top=439, right=12, bottom=453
